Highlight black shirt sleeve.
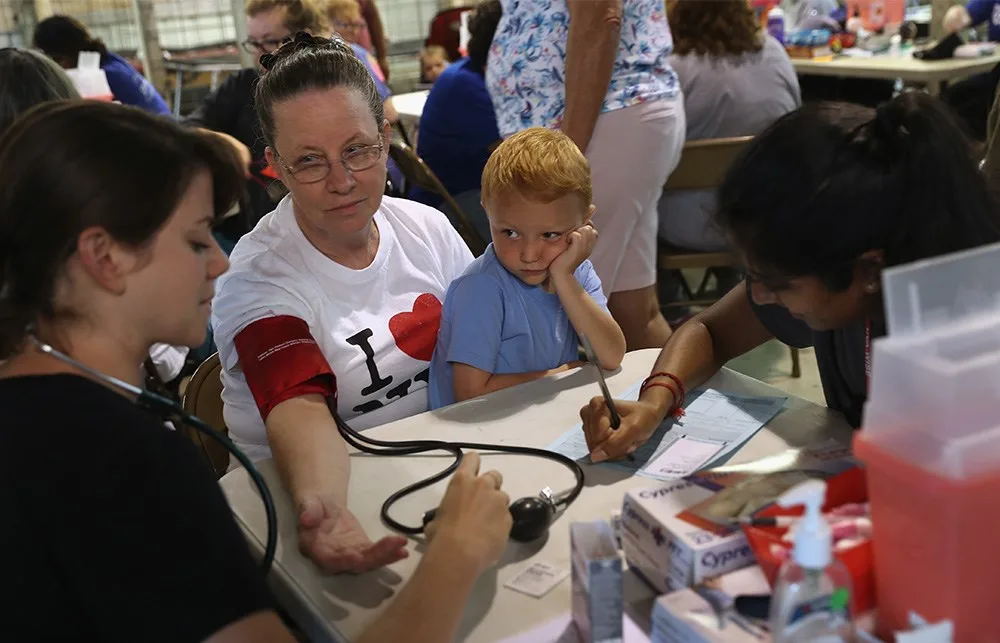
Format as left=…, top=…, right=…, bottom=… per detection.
left=183, top=69, right=256, bottom=136
left=4, top=378, right=273, bottom=642
left=745, top=280, right=815, bottom=349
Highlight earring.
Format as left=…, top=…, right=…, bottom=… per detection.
left=865, top=283, right=878, bottom=294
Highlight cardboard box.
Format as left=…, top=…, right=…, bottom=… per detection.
left=571, top=521, right=623, bottom=643
left=623, top=442, right=860, bottom=594
left=621, top=480, right=754, bottom=594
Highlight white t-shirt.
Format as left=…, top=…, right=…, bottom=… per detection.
left=212, top=195, right=474, bottom=462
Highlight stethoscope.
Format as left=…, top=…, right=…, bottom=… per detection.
left=33, top=336, right=587, bottom=571
left=31, top=336, right=279, bottom=574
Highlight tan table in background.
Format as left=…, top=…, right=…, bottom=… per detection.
left=791, top=52, right=1000, bottom=95
left=220, top=348, right=853, bottom=642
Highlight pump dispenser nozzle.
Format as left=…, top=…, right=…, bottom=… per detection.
left=777, top=479, right=831, bottom=569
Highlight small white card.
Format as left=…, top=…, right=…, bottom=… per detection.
left=645, top=435, right=723, bottom=479
left=503, top=561, right=570, bottom=598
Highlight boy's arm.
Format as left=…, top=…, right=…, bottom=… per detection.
left=550, top=228, right=626, bottom=370
left=453, top=362, right=581, bottom=401
left=444, top=273, right=584, bottom=402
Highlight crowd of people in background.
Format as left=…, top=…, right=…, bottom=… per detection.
left=7, top=0, right=1000, bottom=641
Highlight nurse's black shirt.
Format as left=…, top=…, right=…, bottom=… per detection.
left=0, top=374, right=273, bottom=641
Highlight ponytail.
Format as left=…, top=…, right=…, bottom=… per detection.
left=716, top=92, right=1000, bottom=288
left=864, top=93, right=1000, bottom=269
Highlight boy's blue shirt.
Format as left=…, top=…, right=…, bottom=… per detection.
left=428, top=244, right=608, bottom=409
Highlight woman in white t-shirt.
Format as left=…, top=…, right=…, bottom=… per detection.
left=212, top=33, right=474, bottom=575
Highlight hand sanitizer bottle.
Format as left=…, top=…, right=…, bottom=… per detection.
left=769, top=480, right=855, bottom=643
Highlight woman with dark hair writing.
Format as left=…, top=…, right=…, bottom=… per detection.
left=582, top=93, right=1000, bottom=461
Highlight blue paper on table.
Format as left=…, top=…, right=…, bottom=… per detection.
left=547, top=381, right=786, bottom=481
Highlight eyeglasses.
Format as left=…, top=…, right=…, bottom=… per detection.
left=241, top=35, right=291, bottom=54
left=276, top=142, right=384, bottom=184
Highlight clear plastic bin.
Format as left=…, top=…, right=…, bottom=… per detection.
left=857, top=241, right=1000, bottom=639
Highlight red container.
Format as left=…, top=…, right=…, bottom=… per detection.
left=742, top=467, right=875, bottom=614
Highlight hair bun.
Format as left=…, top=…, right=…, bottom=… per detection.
left=871, top=101, right=910, bottom=145
left=259, top=32, right=354, bottom=73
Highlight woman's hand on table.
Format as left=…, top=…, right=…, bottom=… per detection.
left=425, top=452, right=512, bottom=575
left=580, top=395, right=671, bottom=462
left=297, top=494, right=409, bottom=574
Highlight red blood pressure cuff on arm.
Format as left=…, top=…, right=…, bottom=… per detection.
left=233, top=315, right=337, bottom=421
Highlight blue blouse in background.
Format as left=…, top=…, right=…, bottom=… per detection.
left=102, top=52, right=170, bottom=115
left=411, top=58, right=500, bottom=207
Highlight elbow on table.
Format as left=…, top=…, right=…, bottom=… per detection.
left=599, top=350, right=624, bottom=372
left=600, top=330, right=627, bottom=371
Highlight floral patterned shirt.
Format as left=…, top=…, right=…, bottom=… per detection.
left=485, top=0, right=680, bottom=137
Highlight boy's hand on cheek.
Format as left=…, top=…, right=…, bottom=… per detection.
left=549, top=224, right=598, bottom=283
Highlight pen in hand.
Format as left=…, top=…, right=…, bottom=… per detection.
left=580, top=334, right=633, bottom=461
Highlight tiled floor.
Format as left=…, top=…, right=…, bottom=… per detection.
left=726, top=341, right=825, bottom=406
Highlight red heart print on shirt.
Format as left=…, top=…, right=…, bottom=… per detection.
left=388, top=293, right=443, bottom=362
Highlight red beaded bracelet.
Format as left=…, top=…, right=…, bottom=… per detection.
left=640, top=371, right=685, bottom=418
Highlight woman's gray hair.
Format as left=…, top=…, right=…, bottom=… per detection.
left=0, top=48, right=80, bottom=134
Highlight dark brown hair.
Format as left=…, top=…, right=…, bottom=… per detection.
left=717, top=93, right=1000, bottom=290
left=245, top=0, right=329, bottom=33
left=467, top=0, right=502, bottom=73
left=668, top=0, right=763, bottom=57
left=0, top=101, right=244, bottom=357
left=254, top=32, right=383, bottom=148
left=33, top=15, right=109, bottom=63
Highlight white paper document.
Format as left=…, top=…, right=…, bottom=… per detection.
left=546, top=382, right=786, bottom=481
left=645, top=436, right=721, bottom=478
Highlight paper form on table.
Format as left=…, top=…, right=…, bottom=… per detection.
left=645, top=436, right=722, bottom=479
left=546, top=381, right=786, bottom=481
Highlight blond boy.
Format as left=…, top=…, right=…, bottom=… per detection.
left=420, top=44, right=449, bottom=83
left=428, top=128, right=626, bottom=408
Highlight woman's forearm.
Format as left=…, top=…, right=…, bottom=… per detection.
left=562, top=0, right=622, bottom=152
left=355, top=543, right=479, bottom=643
left=640, top=284, right=776, bottom=414
left=640, top=320, right=723, bottom=412
left=265, top=394, right=351, bottom=507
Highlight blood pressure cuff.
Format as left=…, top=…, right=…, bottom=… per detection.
left=233, top=315, right=337, bottom=421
